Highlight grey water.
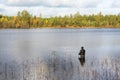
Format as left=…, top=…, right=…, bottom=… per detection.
left=0, top=28, right=120, bottom=80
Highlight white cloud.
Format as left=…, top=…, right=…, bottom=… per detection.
left=0, top=0, right=5, bottom=3
left=6, top=0, right=42, bottom=6
left=96, top=0, right=120, bottom=8
left=112, top=0, right=120, bottom=8
left=6, top=0, right=104, bottom=8
left=0, top=4, right=5, bottom=13
left=6, top=0, right=120, bottom=8
left=0, top=0, right=119, bottom=17
left=2, top=6, right=120, bottom=17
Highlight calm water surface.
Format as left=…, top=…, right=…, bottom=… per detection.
left=0, top=29, right=120, bottom=60
left=0, top=29, right=120, bottom=80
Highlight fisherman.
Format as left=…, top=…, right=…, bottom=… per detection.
left=78, top=46, right=86, bottom=66
left=79, top=46, right=85, bottom=58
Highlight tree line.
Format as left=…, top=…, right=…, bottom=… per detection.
left=0, top=10, right=120, bottom=29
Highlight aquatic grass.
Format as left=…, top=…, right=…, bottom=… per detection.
left=0, top=53, right=120, bottom=80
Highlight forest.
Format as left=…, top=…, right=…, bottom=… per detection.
left=0, top=10, right=120, bottom=28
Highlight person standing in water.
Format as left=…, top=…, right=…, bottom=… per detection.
left=78, top=47, right=86, bottom=66
left=79, top=47, right=85, bottom=58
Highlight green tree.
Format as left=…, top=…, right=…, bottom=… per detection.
left=17, top=10, right=32, bottom=28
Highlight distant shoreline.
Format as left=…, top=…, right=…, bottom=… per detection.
left=0, top=26, right=120, bottom=29
left=0, top=10, right=120, bottom=29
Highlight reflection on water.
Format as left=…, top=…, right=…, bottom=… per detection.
left=78, top=56, right=85, bottom=66
left=0, top=29, right=120, bottom=80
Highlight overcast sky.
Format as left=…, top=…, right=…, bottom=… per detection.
left=0, top=0, right=120, bottom=17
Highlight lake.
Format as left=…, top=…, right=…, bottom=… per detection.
left=0, top=28, right=120, bottom=80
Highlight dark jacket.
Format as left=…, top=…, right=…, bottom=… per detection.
left=79, top=49, right=85, bottom=55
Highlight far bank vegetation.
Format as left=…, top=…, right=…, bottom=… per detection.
left=0, top=10, right=120, bottom=29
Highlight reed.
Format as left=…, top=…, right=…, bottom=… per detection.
left=0, top=53, right=119, bottom=80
